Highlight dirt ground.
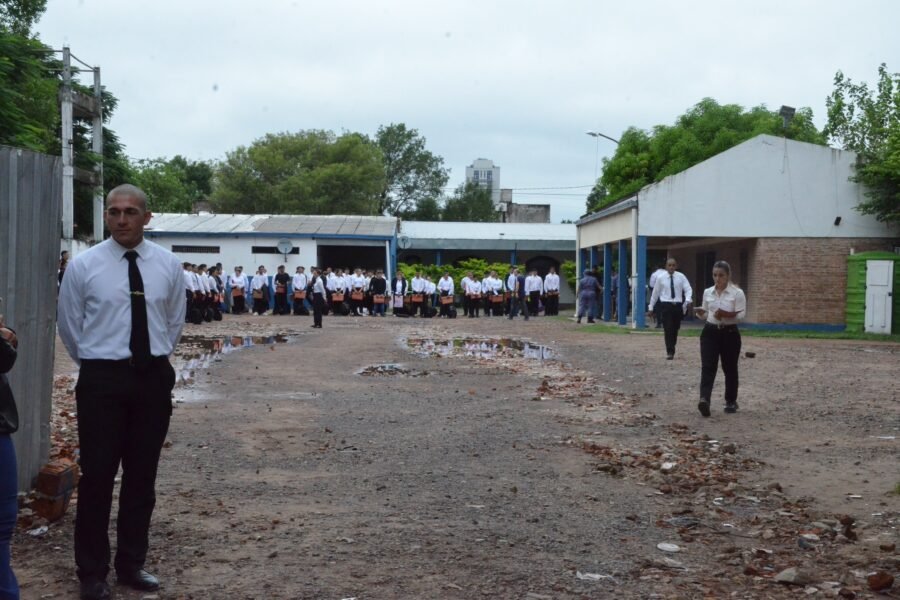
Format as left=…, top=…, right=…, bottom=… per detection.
left=11, top=310, right=900, bottom=599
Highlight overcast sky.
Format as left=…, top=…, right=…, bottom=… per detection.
left=36, top=0, right=899, bottom=222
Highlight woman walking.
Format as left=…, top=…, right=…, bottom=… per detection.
left=1, top=312, right=19, bottom=599
left=694, top=261, right=746, bottom=417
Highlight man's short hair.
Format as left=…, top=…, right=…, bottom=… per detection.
left=106, top=184, right=148, bottom=211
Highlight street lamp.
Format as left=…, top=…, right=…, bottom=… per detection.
left=585, top=131, right=620, bottom=181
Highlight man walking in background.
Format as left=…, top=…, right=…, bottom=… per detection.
left=648, top=257, right=693, bottom=360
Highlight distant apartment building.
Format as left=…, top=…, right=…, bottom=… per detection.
left=465, top=158, right=501, bottom=206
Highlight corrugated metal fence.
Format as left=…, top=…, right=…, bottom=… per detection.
left=0, top=145, right=61, bottom=490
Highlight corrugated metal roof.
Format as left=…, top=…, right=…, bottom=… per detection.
left=147, top=213, right=397, bottom=237
left=400, top=221, right=575, bottom=241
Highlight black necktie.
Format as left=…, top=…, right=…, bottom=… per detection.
left=125, top=250, right=152, bottom=368
left=669, top=274, right=676, bottom=301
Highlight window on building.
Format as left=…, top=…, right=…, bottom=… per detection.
left=172, top=245, right=221, bottom=253
left=251, top=246, right=299, bottom=255
left=473, top=170, right=480, bottom=180
left=486, top=171, right=492, bottom=181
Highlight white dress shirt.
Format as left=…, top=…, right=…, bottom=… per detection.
left=701, top=284, right=746, bottom=326
left=312, top=276, right=326, bottom=296
left=465, top=280, right=482, bottom=295
left=292, top=272, right=308, bottom=290
left=649, top=270, right=693, bottom=311
left=350, top=274, right=366, bottom=290
left=648, top=268, right=667, bottom=291
left=544, top=273, right=560, bottom=292
left=411, top=277, right=425, bottom=293
left=524, top=275, right=543, bottom=294
left=393, top=279, right=406, bottom=295
left=438, top=277, right=454, bottom=294
left=183, top=269, right=196, bottom=292
left=229, top=272, right=247, bottom=291
left=252, top=273, right=268, bottom=291
left=506, top=274, right=517, bottom=292
left=460, top=276, right=471, bottom=293
left=57, top=238, right=185, bottom=364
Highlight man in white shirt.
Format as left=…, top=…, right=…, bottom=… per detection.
left=349, top=268, right=367, bottom=316
left=543, top=267, right=561, bottom=316
left=648, top=257, right=693, bottom=360
left=459, top=271, right=473, bottom=317
left=182, top=262, right=196, bottom=323
left=648, top=263, right=667, bottom=328
left=525, top=269, right=544, bottom=316
left=410, top=271, right=426, bottom=317
left=292, top=266, right=309, bottom=315
left=465, top=275, right=483, bottom=318
left=482, top=271, right=502, bottom=317
left=251, top=266, right=269, bottom=315
left=228, top=266, right=247, bottom=314
left=505, top=267, right=517, bottom=317
left=57, top=184, right=184, bottom=598
left=437, top=272, right=454, bottom=318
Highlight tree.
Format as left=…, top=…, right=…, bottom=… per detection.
left=375, top=123, right=449, bottom=217
left=587, top=98, right=826, bottom=212
left=441, top=182, right=497, bottom=222
left=0, top=0, right=47, bottom=35
left=130, top=155, right=213, bottom=213
left=211, top=130, right=385, bottom=215
left=824, top=64, right=900, bottom=224
left=408, top=196, right=442, bottom=220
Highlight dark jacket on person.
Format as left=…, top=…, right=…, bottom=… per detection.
left=0, top=332, right=18, bottom=434
left=516, top=274, right=527, bottom=298
left=390, top=277, right=408, bottom=295
left=369, top=277, right=388, bottom=295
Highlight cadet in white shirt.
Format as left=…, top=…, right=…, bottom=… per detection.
left=57, top=184, right=183, bottom=598
left=693, top=260, right=747, bottom=417
left=410, top=272, right=427, bottom=317
left=182, top=262, right=196, bottom=322
left=292, top=266, right=310, bottom=315
left=482, top=271, right=503, bottom=317
left=648, top=263, right=667, bottom=328
left=437, top=272, right=454, bottom=318
left=525, top=269, right=544, bottom=316
left=251, top=266, right=269, bottom=315
left=459, top=271, right=473, bottom=317
left=543, top=267, right=560, bottom=316
left=349, top=268, right=367, bottom=316
left=228, top=266, right=248, bottom=314
left=465, top=276, right=483, bottom=318
left=648, top=257, right=693, bottom=360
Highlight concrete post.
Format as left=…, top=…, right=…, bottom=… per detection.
left=61, top=47, right=74, bottom=241
left=602, top=244, right=612, bottom=321
left=617, top=239, right=628, bottom=325
left=92, top=66, right=104, bottom=242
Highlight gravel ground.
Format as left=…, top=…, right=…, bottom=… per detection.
left=12, top=311, right=900, bottom=599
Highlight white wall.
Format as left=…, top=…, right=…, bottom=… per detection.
left=579, top=209, right=634, bottom=248
left=145, top=235, right=388, bottom=273
left=638, top=135, right=898, bottom=239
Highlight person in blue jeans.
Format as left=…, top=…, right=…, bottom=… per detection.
left=0, top=313, right=20, bottom=600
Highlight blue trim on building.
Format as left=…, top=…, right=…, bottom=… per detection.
left=617, top=240, right=628, bottom=325
left=602, top=244, right=612, bottom=322
left=145, top=231, right=393, bottom=241
left=435, top=250, right=442, bottom=267
left=590, top=246, right=599, bottom=270
left=634, top=235, right=647, bottom=328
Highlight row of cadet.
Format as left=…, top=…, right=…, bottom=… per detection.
left=181, top=263, right=565, bottom=321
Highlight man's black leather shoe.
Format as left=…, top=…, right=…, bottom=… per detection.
left=117, top=569, right=160, bottom=591
left=80, top=579, right=111, bottom=600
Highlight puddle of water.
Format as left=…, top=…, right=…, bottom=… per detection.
left=405, top=337, right=554, bottom=361
left=174, top=335, right=292, bottom=384
left=357, top=363, right=426, bottom=377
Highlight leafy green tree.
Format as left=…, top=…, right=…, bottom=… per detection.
left=0, top=30, right=59, bottom=150
left=0, top=0, right=46, bottom=35
left=441, top=182, right=497, bottom=222
left=824, top=64, right=900, bottom=224
left=211, top=130, right=385, bottom=215
left=588, top=98, right=825, bottom=212
left=130, top=155, right=212, bottom=213
left=408, top=196, right=442, bottom=220
left=375, top=123, right=449, bottom=217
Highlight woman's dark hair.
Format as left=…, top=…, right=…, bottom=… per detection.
left=712, top=260, right=731, bottom=276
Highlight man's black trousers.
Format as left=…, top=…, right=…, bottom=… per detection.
left=74, top=357, right=175, bottom=581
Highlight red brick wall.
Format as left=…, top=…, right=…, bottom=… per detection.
left=750, top=237, right=897, bottom=324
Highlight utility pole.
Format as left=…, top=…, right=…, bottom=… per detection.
left=61, top=46, right=74, bottom=242
left=58, top=46, right=104, bottom=246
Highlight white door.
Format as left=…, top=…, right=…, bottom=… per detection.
left=864, top=260, right=894, bottom=334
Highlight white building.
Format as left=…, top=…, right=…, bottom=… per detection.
left=575, top=134, right=898, bottom=329
left=465, top=158, right=501, bottom=206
